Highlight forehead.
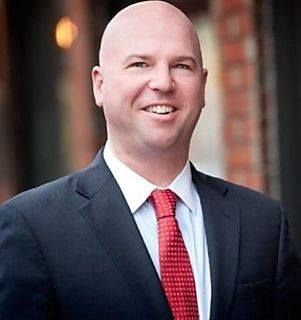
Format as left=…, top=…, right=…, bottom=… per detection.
left=100, top=7, right=201, bottom=62
left=125, top=25, right=196, bottom=53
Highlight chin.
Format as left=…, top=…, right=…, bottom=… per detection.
left=144, top=138, right=184, bottom=154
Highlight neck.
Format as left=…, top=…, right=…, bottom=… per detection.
left=108, top=142, right=189, bottom=188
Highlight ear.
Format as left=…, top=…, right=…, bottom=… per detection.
left=92, top=65, right=103, bottom=107
left=202, top=68, right=208, bottom=86
left=201, top=68, right=208, bottom=108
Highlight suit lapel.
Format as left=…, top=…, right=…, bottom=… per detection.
left=74, top=151, right=240, bottom=320
left=75, top=151, right=172, bottom=320
left=192, top=168, right=240, bottom=320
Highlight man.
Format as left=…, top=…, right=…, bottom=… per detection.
left=0, top=1, right=300, bottom=319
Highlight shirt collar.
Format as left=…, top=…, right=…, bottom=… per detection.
left=168, top=161, right=196, bottom=214
left=103, top=143, right=196, bottom=214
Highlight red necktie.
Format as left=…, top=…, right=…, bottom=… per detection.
left=149, top=189, right=199, bottom=320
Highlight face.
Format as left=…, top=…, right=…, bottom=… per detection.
left=92, top=6, right=207, bottom=158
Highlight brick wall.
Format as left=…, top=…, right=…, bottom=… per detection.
left=214, top=0, right=265, bottom=191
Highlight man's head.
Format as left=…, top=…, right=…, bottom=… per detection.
left=92, top=1, right=207, bottom=162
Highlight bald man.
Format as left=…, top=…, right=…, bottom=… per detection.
left=0, top=1, right=300, bottom=320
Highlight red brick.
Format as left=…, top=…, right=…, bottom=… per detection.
left=226, top=13, right=241, bottom=38
left=240, top=9, right=254, bottom=35
left=224, top=115, right=250, bottom=144
left=222, top=63, right=255, bottom=91
left=221, top=0, right=244, bottom=12
left=218, top=10, right=254, bottom=40
left=228, top=169, right=248, bottom=186
left=224, top=91, right=250, bottom=113
left=0, top=183, right=14, bottom=204
left=227, top=169, right=264, bottom=191
left=227, top=144, right=252, bottom=167
left=217, top=0, right=266, bottom=192
left=223, top=65, right=244, bottom=89
left=222, top=40, right=246, bottom=63
left=247, top=172, right=264, bottom=191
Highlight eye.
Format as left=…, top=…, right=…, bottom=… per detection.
left=129, top=61, right=149, bottom=68
left=174, top=63, right=191, bottom=70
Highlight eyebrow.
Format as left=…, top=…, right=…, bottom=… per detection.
left=176, top=56, right=198, bottom=66
left=123, top=54, right=151, bottom=64
left=123, top=54, right=198, bottom=66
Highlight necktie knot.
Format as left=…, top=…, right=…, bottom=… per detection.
left=149, top=189, right=178, bottom=220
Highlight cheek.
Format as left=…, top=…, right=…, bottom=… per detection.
left=180, top=83, right=204, bottom=106
left=103, top=77, right=145, bottom=107
left=192, top=84, right=206, bottom=109
left=101, top=84, right=137, bottom=126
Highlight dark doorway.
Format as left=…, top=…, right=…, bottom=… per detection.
left=6, top=0, right=65, bottom=190
left=272, top=0, right=301, bottom=257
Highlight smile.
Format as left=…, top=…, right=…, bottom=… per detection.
left=144, top=105, right=176, bottom=115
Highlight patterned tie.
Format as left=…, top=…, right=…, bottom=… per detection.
left=149, top=189, right=199, bottom=320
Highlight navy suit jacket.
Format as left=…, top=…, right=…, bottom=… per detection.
left=0, top=150, right=300, bottom=319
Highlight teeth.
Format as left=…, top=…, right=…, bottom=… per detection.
left=145, top=105, right=175, bottom=114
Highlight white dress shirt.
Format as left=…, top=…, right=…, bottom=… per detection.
left=103, top=144, right=211, bottom=320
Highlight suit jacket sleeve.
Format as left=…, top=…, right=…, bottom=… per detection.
left=0, top=203, right=57, bottom=320
left=274, top=207, right=301, bottom=319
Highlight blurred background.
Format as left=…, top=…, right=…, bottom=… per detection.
left=0, top=0, right=300, bottom=256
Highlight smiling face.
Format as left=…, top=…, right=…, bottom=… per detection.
left=92, top=1, right=207, bottom=162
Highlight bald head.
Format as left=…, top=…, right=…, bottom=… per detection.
left=91, top=0, right=207, bottom=175
left=99, top=1, right=202, bottom=66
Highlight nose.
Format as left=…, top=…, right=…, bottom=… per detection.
left=148, top=65, right=175, bottom=93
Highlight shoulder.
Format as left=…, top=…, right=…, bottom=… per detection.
left=210, top=174, right=278, bottom=205
left=0, top=149, right=111, bottom=222
left=193, top=168, right=281, bottom=214
left=1, top=148, right=109, bottom=211
left=0, top=173, right=80, bottom=219
left=194, top=171, right=286, bottom=247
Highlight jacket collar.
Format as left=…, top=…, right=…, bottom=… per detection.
left=75, top=149, right=173, bottom=319
left=192, top=165, right=240, bottom=320
left=75, top=150, right=240, bottom=320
